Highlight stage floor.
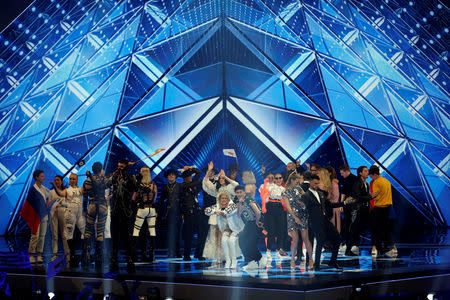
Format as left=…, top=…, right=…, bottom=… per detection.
left=2, top=229, right=450, bottom=299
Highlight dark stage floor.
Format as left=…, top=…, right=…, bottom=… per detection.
left=1, top=229, right=450, bottom=299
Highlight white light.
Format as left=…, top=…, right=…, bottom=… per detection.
left=427, top=293, right=435, bottom=300
left=48, top=292, right=55, bottom=299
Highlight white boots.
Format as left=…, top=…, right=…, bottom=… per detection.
left=222, top=233, right=238, bottom=269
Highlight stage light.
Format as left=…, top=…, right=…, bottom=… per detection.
left=48, top=292, right=55, bottom=299
left=427, top=293, right=435, bottom=300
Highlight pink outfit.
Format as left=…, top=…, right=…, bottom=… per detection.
left=329, top=179, right=341, bottom=233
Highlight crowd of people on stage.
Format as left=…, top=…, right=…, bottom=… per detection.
left=22, top=158, right=397, bottom=272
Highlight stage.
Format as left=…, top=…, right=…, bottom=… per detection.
left=2, top=230, right=450, bottom=299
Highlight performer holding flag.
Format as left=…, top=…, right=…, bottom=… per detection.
left=21, top=170, right=50, bottom=264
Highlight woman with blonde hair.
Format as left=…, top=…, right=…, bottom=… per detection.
left=318, top=168, right=332, bottom=198
left=205, top=192, right=244, bottom=269
left=282, top=173, right=313, bottom=269
left=132, top=166, right=157, bottom=262
left=242, top=170, right=256, bottom=199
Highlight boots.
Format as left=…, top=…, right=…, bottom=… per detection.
left=95, top=240, right=103, bottom=270
left=229, top=236, right=238, bottom=269
left=222, top=236, right=231, bottom=269
left=126, top=256, right=135, bottom=273
left=67, top=239, right=76, bottom=268
left=81, top=238, right=91, bottom=267
left=148, top=236, right=155, bottom=263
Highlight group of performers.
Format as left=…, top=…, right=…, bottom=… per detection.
left=23, top=157, right=396, bottom=272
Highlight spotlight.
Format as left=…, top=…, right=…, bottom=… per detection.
left=427, top=293, right=435, bottom=300
left=48, top=292, right=55, bottom=299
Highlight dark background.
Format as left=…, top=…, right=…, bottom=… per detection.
left=0, top=0, right=34, bottom=32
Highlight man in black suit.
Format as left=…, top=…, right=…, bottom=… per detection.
left=180, top=166, right=204, bottom=261
left=301, top=174, right=350, bottom=270
left=350, top=166, right=379, bottom=255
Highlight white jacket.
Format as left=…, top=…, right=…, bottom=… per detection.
left=205, top=202, right=244, bottom=234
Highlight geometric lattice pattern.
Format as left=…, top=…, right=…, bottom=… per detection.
left=0, top=0, right=448, bottom=234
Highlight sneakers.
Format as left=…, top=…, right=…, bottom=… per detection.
left=276, top=251, right=283, bottom=260
left=351, top=246, right=359, bottom=252
left=242, top=260, right=258, bottom=271
left=258, top=256, right=267, bottom=269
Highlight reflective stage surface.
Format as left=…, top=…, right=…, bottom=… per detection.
left=1, top=229, right=450, bottom=299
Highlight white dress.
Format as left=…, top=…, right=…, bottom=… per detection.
left=202, top=177, right=239, bottom=260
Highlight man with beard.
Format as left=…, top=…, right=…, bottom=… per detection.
left=301, top=174, right=351, bottom=270
left=110, top=159, right=137, bottom=272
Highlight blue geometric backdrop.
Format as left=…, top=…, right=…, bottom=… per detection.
left=0, top=0, right=448, bottom=234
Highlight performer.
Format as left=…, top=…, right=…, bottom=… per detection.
left=132, top=167, right=157, bottom=262
left=325, top=166, right=341, bottom=233
left=227, top=164, right=240, bottom=183
left=160, top=168, right=182, bottom=258
left=241, top=171, right=256, bottom=199
left=301, top=174, right=351, bottom=270
left=53, top=173, right=86, bottom=267
left=339, top=164, right=359, bottom=255
left=368, top=165, right=397, bottom=256
left=179, top=166, right=203, bottom=261
left=49, top=175, right=69, bottom=263
left=82, top=162, right=110, bottom=268
left=259, top=173, right=285, bottom=260
left=23, top=170, right=50, bottom=264
left=235, top=185, right=265, bottom=270
left=282, top=161, right=305, bottom=182
left=282, top=173, right=313, bottom=269
left=110, top=159, right=137, bottom=272
left=205, top=193, right=244, bottom=269
left=202, top=162, right=239, bottom=262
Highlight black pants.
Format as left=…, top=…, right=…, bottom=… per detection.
left=373, top=206, right=393, bottom=252
left=266, top=202, right=285, bottom=251
left=347, top=205, right=361, bottom=249
left=314, top=219, right=341, bottom=267
left=342, top=206, right=352, bottom=245
left=239, top=222, right=262, bottom=263
left=182, top=205, right=206, bottom=257
left=167, top=208, right=181, bottom=256
left=111, top=209, right=133, bottom=260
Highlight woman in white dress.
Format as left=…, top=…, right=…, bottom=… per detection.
left=202, top=162, right=239, bottom=264
left=205, top=193, right=244, bottom=269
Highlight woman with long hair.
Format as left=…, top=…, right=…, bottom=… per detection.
left=205, top=193, right=244, bottom=269
left=259, top=172, right=285, bottom=261
left=282, top=173, right=313, bottom=269
left=242, top=171, right=256, bottom=199
left=318, top=168, right=332, bottom=198
left=132, top=167, right=158, bottom=262
left=325, top=166, right=341, bottom=233
left=50, top=175, right=69, bottom=263
left=202, top=162, right=239, bottom=263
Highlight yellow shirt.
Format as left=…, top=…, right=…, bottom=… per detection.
left=372, top=176, right=392, bottom=207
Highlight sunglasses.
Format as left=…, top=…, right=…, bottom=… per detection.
left=275, top=177, right=283, bottom=179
